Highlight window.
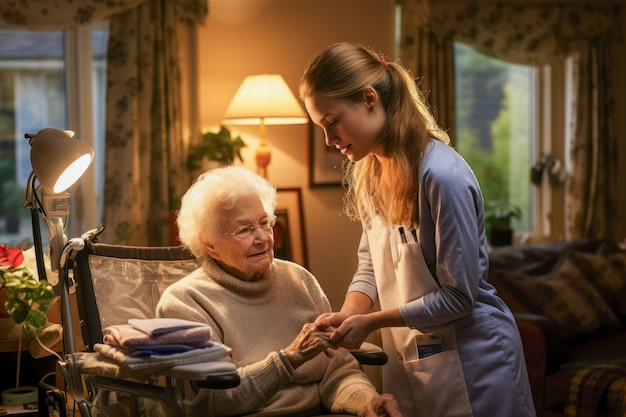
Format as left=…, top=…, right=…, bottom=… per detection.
left=0, top=24, right=107, bottom=247
left=454, top=42, right=570, bottom=243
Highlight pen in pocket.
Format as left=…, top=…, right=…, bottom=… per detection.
left=399, top=226, right=408, bottom=243
left=410, top=228, right=418, bottom=242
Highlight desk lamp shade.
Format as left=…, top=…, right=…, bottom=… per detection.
left=29, top=128, right=94, bottom=193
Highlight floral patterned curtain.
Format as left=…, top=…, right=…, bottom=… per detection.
left=409, top=27, right=456, bottom=145
left=0, top=0, right=208, bottom=246
left=568, top=41, right=619, bottom=240
left=103, top=1, right=206, bottom=246
left=399, top=0, right=623, bottom=241
left=0, top=0, right=145, bottom=29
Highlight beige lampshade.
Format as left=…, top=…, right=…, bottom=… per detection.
left=29, top=128, right=94, bottom=193
left=223, top=74, right=308, bottom=125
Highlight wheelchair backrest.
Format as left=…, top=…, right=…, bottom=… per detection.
left=72, top=240, right=201, bottom=351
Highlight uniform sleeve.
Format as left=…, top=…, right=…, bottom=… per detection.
left=347, top=228, right=379, bottom=304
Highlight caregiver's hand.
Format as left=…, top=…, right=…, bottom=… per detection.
left=315, top=311, right=349, bottom=329
left=323, top=314, right=375, bottom=350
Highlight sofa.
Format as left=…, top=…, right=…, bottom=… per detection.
left=488, top=239, right=626, bottom=417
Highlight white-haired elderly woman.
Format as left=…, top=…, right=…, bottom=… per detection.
left=155, top=166, right=402, bottom=417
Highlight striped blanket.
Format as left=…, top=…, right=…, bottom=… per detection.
left=565, top=364, right=626, bottom=417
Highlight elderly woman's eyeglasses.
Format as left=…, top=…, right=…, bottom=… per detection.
left=225, top=217, right=277, bottom=240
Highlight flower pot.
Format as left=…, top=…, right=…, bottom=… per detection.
left=489, top=228, right=513, bottom=247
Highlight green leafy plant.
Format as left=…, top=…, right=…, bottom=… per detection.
left=187, top=126, right=246, bottom=171
left=484, top=201, right=521, bottom=231
left=1, top=245, right=55, bottom=331
left=484, top=201, right=521, bottom=246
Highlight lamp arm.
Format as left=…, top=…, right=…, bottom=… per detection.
left=30, top=205, right=48, bottom=282
left=26, top=172, right=50, bottom=286
left=44, top=215, right=65, bottom=281
left=25, top=172, right=66, bottom=290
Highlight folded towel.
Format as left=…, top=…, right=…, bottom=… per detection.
left=129, top=318, right=210, bottom=336
left=94, top=343, right=230, bottom=371
left=102, top=323, right=211, bottom=351
left=129, top=342, right=214, bottom=356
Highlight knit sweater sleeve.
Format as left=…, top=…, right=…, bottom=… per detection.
left=318, top=348, right=379, bottom=414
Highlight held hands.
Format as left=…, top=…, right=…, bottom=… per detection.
left=315, top=311, right=349, bottom=329
left=359, top=394, right=404, bottom=417
left=316, top=313, right=374, bottom=350
left=282, top=323, right=337, bottom=369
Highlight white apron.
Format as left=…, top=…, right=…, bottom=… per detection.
left=370, top=220, right=474, bottom=417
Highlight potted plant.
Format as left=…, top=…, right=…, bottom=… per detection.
left=0, top=244, right=55, bottom=332
left=187, top=126, right=246, bottom=172
left=1, top=244, right=58, bottom=405
left=484, top=201, right=521, bottom=247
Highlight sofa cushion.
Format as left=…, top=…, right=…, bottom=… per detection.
left=561, top=330, right=626, bottom=367
left=568, top=251, right=626, bottom=322
left=544, top=368, right=578, bottom=410
left=496, top=256, right=622, bottom=340
left=521, top=239, right=619, bottom=259
left=489, top=253, right=561, bottom=313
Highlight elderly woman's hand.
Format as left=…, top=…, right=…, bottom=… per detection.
left=359, top=394, right=403, bottom=417
left=282, top=323, right=337, bottom=369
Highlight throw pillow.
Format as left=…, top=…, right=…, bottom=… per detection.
left=498, top=256, right=622, bottom=340
left=568, top=251, right=626, bottom=322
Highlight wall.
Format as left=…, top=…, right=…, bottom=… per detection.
left=197, top=0, right=396, bottom=309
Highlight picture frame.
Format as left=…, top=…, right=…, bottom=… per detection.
left=308, top=122, right=347, bottom=187
left=274, top=188, right=308, bottom=268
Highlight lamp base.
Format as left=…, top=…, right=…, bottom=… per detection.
left=2, top=386, right=38, bottom=406
left=256, top=141, right=271, bottom=179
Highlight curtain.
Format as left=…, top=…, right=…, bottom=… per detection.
left=103, top=1, right=205, bottom=246
left=399, top=16, right=456, bottom=144
left=0, top=0, right=145, bottom=29
left=0, top=0, right=208, bottom=246
left=568, top=42, right=619, bottom=239
left=399, top=0, right=623, bottom=241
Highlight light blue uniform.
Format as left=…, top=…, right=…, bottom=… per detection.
left=348, top=140, right=536, bottom=417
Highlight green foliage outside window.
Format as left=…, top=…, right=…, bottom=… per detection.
left=455, top=42, right=532, bottom=236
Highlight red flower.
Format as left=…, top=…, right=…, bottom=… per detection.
left=0, top=244, right=24, bottom=268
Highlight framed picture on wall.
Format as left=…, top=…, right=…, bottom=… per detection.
left=308, top=122, right=347, bottom=187
left=274, top=188, right=308, bottom=268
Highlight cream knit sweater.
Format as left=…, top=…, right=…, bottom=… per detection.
left=156, top=258, right=378, bottom=417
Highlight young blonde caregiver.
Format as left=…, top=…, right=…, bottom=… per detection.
left=300, top=41, right=536, bottom=417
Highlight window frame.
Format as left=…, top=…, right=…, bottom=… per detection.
left=534, top=59, right=571, bottom=243
left=65, top=24, right=99, bottom=237
left=452, top=42, right=571, bottom=244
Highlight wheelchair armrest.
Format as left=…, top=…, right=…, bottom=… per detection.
left=350, top=341, right=388, bottom=366
left=160, top=361, right=240, bottom=389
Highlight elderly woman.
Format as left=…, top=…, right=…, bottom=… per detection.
left=155, top=166, right=401, bottom=417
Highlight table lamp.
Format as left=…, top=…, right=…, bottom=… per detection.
left=222, top=74, right=308, bottom=179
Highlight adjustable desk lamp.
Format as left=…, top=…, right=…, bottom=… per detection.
left=24, top=128, right=94, bottom=354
